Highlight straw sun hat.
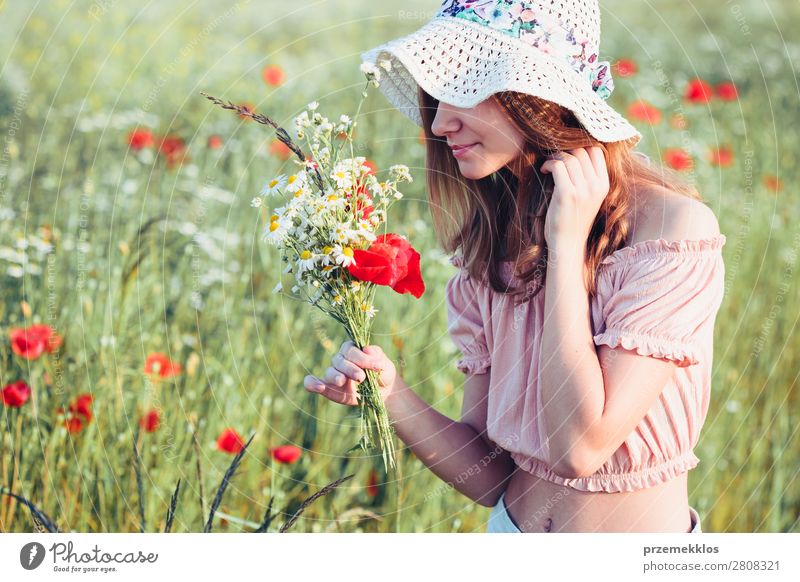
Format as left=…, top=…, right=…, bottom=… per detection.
left=360, top=0, right=641, bottom=146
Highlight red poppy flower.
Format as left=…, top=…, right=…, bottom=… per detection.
left=128, top=128, right=155, bottom=150
left=158, top=135, right=188, bottom=168
left=64, top=417, right=84, bottom=433
left=268, top=139, right=292, bottom=160
left=715, top=81, right=738, bottom=101
left=270, top=444, right=302, bottom=464
left=663, top=148, right=693, bottom=171
left=262, top=65, right=285, bottom=87
left=626, top=100, right=662, bottom=125
left=139, top=409, right=160, bottom=433
left=238, top=102, right=255, bottom=120
left=366, top=468, right=379, bottom=497
left=69, top=393, right=94, bottom=422
left=144, top=352, right=182, bottom=378
left=763, top=175, right=783, bottom=192
left=207, top=134, right=223, bottom=149
left=57, top=392, right=94, bottom=433
left=613, top=58, right=637, bottom=77
left=1, top=381, right=31, bottom=408
left=217, top=428, right=245, bottom=454
left=10, top=324, right=62, bottom=360
left=347, top=233, right=425, bottom=298
left=709, top=146, right=734, bottom=167
left=684, top=78, right=714, bottom=104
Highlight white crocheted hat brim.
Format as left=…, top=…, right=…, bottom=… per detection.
left=361, top=16, right=641, bottom=146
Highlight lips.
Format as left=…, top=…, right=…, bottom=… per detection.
left=450, top=143, right=477, bottom=158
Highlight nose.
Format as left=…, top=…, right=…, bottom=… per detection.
left=430, top=101, right=461, bottom=138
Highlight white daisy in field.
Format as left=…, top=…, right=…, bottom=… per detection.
left=284, top=172, right=308, bottom=193
left=332, top=293, right=344, bottom=305
left=331, top=167, right=354, bottom=190
left=297, top=249, right=317, bottom=273
left=250, top=197, right=263, bottom=208
left=307, top=100, right=319, bottom=111
left=333, top=222, right=358, bottom=244
left=262, top=214, right=290, bottom=245
left=332, top=243, right=356, bottom=268
left=260, top=174, right=287, bottom=196
left=360, top=301, right=378, bottom=319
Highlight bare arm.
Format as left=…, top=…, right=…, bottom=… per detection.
left=384, top=372, right=515, bottom=507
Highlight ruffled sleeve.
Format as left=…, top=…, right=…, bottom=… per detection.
left=445, top=255, right=491, bottom=375
left=593, top=235, right=726, bottom=368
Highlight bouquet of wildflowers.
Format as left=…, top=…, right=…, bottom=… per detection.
left=201, top=60, right=424, bottom=472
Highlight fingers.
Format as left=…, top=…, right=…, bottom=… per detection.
left=568, top=148, right=595, bottom=183
left=303, top=374, right=358, bottom=406
left=331, top=353, right=366, bottom=383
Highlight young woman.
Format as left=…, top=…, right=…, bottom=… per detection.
left=304, top=0, right=726, bottom=533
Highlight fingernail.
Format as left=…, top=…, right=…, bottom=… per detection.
left=309, top=383, right=324, bottom=393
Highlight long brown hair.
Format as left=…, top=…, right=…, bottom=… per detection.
left=419, top=87, right=703, bottom=304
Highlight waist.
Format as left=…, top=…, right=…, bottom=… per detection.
left=504, top=463, right=691, bottom=533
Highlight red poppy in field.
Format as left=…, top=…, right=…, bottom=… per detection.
left=144, top=352, right=182, bottom=379
left=708, top=146, right=734, bottom=167
left=72, top=393, right=94, bottom=418
left=366, top=468, right=379, bottom=497
left=684, top=78, right=714, bottom=104
left=64, top=417, right=84, bottom=433
left=1, top=381, right=31, bottom=408
left=158, top=135, right=188, bottom=168
left=613, top=58, right=637, bottom=77
left=57, top=392, right=94, bottom=433
left=626, top=100, right=662, bottom=125
left=139, top=409, right=161, bottom=433
left=128, top=128, right=155, bottom=150
left=10, top=324, right=62, bottom=360
left=663, top=148, right=693, bottom=171
left=348, top=234, right=425, bottom=298
left=207, top=134, right=223, bottom=149
left=217, top=428, right=245, bottom=454
left=270, top=444, right=302, bottom=464
left=268, top=138, right=292, bottom=160
left=262, top=64, right=285, bottom=87
left=715, top=81, right=738, bottom=101
left=238, top=102, right=255, bottom=120
left=763, top=175, right=783, bottom=192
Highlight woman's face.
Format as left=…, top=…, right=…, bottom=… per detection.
left=430, top=98, right=526, bottom=180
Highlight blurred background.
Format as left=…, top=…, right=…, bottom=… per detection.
left=0, top=0, right=797, bottom=533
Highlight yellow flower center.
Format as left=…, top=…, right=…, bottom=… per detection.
left=269, top=221, right=280, bottom=232
left=342, top=247, right=354, bottom=257
left=287, top=175, right=297, bottom=184
left=300, top=250, right=313, bottom=260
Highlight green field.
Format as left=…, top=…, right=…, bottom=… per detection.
left=0, top=0, right=797, bottom=532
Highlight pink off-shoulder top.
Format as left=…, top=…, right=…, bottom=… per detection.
left=445, top=234, right=727, bottom=493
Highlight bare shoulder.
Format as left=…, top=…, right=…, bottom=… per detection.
left=629, top=185, right=721, bottom=245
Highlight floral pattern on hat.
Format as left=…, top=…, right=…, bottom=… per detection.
left=436, top=0, right=615, bottom=100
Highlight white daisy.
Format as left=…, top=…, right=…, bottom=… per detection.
left=307, top=100, right=319, bottom=111
left=250, top=197, right=263, bottom=208
left=332, top=243, right=356, bottom=268
left=260, top=174, right=288, bottom=196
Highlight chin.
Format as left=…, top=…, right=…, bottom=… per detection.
left=456, top=162, right=494, bottom=180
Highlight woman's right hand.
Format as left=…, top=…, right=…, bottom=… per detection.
left=303, top=340, right=398, bottom=406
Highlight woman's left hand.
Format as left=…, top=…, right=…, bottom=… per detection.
left=540, top=146, right=611, bottom=254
